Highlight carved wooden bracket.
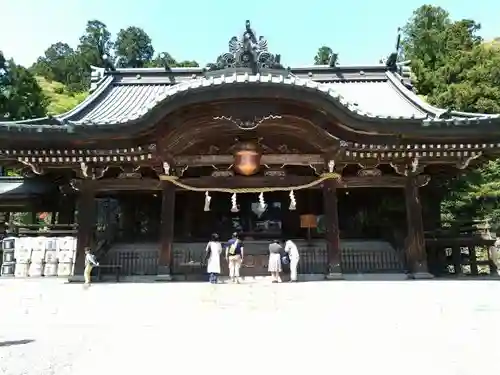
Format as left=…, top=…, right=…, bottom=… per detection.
left=17, top=160, right=45, bottom=176
left=333, top=163, right=347, bottom=173
left=76, top=162, right=109, bottom=180
left=416, top=174, right=431, bottom=187
left=69, top=179, right=82, bottom=191
left=358, top=160, right=380, bottom=169
left=174, top=166, right=188, bottom=177
left=308, top=163, right=325, bottom=175
left=323, top=141, right=348, bottom=173
left=390, top=157, right=425, bottom=176
left=212, top=170, right=234, bottom=177
left=357, top=167, right=382, bottom=177
left=456, top=152, right=482, bottom=169
left=264, top=169, right=286, bottom=177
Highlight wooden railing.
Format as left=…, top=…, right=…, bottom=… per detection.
left=104, top=251, right=158, bottom=276
left=171, top=241, right=405, bottom=276
left=341, top=248, right=405, bottom=273
left=6, top=223, right=78, bottom=236
left=425, top=219, right=497, bottom=277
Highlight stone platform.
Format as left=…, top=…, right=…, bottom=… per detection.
left=1, top=278, right=500, bottom=375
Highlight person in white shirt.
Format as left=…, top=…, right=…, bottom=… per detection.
left=205, top=233, right=223, bottom=284
left=284, top=240, right=300, bottom=282
left=489, top=236, right=500, bottom=276
left=84, top=247, right=99, bottom=287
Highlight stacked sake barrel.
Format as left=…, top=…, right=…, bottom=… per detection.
left=56, top=237, right=77, bottom=277
left=0, top=235, right=78, bottom=278
left=28, top=236, right=47, bottom=277
left=43, top=237, right=59, bottom=276
left=14, top=237, right=32, bottom=277
left=1, top=237, right=16, bottom=276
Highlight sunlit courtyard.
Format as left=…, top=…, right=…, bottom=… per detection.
left=1, top=278, right=500, bottom=375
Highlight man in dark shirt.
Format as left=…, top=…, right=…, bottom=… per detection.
left=225, top=232, right=244, bottom=283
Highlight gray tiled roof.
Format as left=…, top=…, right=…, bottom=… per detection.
left=1, top=65, right=499, bottom=131
left=66, top=72, right=422, bottom=125
left=326, top=80, right=427, bottom=119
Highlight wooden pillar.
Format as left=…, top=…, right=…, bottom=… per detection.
left=182, top=192, right=192, bottom=238
left=121, top=197, right=136, bottom=241
left=158, top=181, right=175, bottom=279
left=323, top=179, right=342, bottom=279
left=72, top=182, right=96, bottom=277
left=404, top=176, right=432, bottom=278
left=58, top=194, right=76, bottom=224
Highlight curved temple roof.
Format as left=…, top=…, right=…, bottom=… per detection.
left=1, top=21, right=500, bottom=137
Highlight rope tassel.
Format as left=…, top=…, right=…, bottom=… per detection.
left=230, top=193, right=239, bottom=212
left=204, top=191, right=211, bottom=211
left=258, top=192, right=267, bottom=211
left=289, top=190, right=296, bottom=211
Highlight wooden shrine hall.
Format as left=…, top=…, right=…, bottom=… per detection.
left=2, top=21, right=500, bottom=280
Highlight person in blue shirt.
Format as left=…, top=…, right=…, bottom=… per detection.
left=225, top=232, right=244, bottom=283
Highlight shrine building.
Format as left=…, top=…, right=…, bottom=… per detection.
left=1, top=21, right=500, bottom=280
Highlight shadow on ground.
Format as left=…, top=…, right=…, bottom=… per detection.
left=0, top=339, right=35, bottom=347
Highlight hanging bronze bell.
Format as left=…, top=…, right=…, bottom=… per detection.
left=233, top=142, right=261, bottom=176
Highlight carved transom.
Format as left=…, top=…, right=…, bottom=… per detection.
left=194, top=141, right=302, bottom=155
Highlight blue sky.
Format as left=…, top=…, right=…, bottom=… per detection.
left=1, top=0, right=499, bottom=68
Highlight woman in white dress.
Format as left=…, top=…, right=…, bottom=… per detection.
left=206, top=233, right=222, bottom=284
left=268, top=240, right=283, bottom=283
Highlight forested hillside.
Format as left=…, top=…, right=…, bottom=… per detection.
left=1, top=5, right=500, bottom=226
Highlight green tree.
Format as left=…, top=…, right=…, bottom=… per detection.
left=432, top=44, right=500, bottom=113
left=114, top=27, right=154, bottom=68
left=30, top=42, right=86, bottom=92
left=401, top=5, right=482, bottom=99
left=401, top=4, right=500, bottom=225
left=314, top=46, right=335, bottom=65
left=78, top=20, right=113, bottom=68
left=0, top=57, right=47, bottom=121
left=174, top=60, right=199, bottom=68
left=147, top=52, right=199, bottom=68
left=0, top=51, right=9, bottom=118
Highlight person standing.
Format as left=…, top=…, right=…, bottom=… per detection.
left=285, top=240, right=300, bottom=282
left=489, top=234, right=500, bottom=276
left=268, top=240, right=283, bottom=283
left=84, top=247, right=99, bottom=287
left=225, top=232, right=244, bottom=283
left=205, top=233, right=222, bottom=284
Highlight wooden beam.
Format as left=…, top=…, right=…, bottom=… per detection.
left=340, top=175, right=430, bottom=188
left=173, top=154, right=324, bottom=166
left=71, top=178, right=162, bottom=192
left=263, top=154, right=324, bottom=165
left=68, top=174, right=430, bottom=193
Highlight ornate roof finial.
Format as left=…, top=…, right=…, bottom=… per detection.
left=395, top=27, right=401, bottom=52
left=386, top=27, right=402, bottom=70
left=206, top=20, right=283, bottom=73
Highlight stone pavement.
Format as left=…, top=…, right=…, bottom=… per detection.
left=1, top=278, right=500, bottom=375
